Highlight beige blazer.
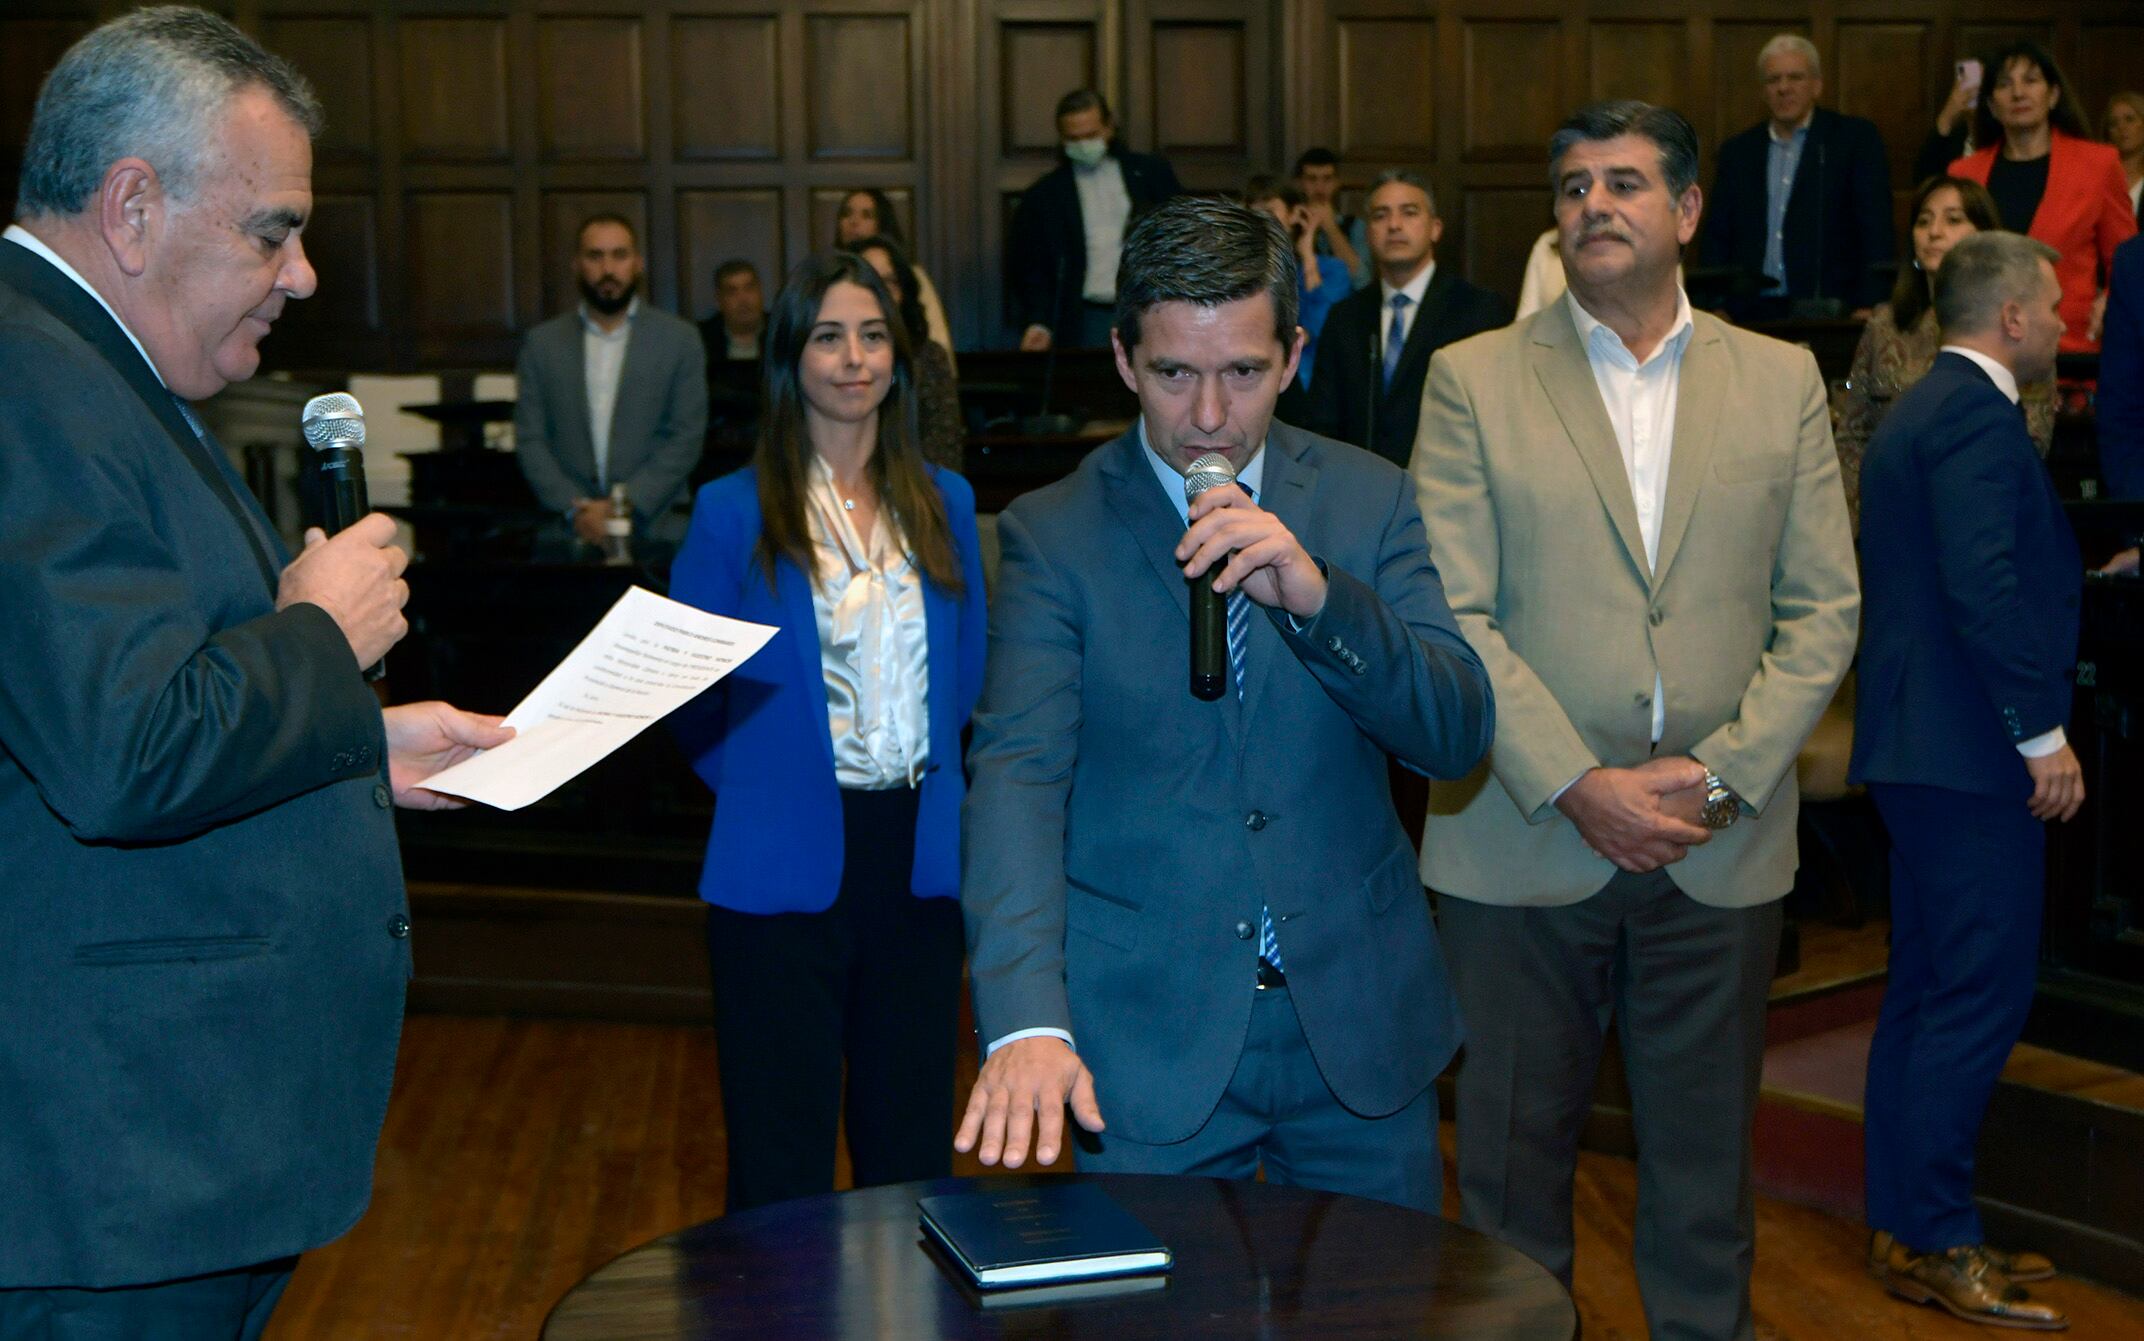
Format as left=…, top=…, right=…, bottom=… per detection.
left=1410, top=300, right=1859, bottom=908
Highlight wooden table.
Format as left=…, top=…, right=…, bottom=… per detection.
left=543, top=1173, right=1576, bottom=1339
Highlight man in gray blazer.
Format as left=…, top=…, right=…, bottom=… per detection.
left=513, top=214, right=707, bottom=559
left=956, top=198, right=1493, bottom=1210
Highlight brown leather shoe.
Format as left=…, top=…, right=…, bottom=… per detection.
left=1869, top=1231, right=2057, bottom=1285
left=1884, top=1244, right=2068, bottom=1330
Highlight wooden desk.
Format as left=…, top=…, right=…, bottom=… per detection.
left=543, top=1173, right=1576, bottom=1340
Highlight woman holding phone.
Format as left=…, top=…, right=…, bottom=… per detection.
left=669, top=252, right=987, bottom=1213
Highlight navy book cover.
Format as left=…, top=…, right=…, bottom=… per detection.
left=917, top=1182, right=1173, bottom=1289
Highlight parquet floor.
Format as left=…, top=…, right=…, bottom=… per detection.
left=266, top=1014, right=2144, bottom=1339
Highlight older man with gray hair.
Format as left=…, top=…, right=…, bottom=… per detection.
left=1850, top=230, right=2078, bottom=1331
left=0, top=9, right=508, bottom=1335
left=1700, top=32, right=1895, bottom=319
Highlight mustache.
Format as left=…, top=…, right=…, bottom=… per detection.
left=1578, top=227, right=1631, bottom=246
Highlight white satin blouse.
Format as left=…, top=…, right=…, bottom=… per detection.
left=804, top=456, right=931, bottom=789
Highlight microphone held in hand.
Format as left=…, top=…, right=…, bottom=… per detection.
left=300, top=392, right=386, bottom=682
left=1184, top=452, right=1235, bottom=701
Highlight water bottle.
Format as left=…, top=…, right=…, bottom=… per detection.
left=603, top=481, right=633, bottom=566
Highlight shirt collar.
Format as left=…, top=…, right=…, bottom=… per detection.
left=1566, top=286, right=1695, bottom=370
left=1138, top=419, right=1265, bottom=524
left=3, top=224, right=166, bottom=387
left=1767, top=111, right=1815, bottom=145
left=1941, top=344, right=2022, bottom=404
left=1381, top=260, right=1436, bottom=309
left=579, top=294, right=640, bottom=335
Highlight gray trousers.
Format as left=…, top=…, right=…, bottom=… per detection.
left=0, top=1258, right=295, bottom=1341
left=1439, top=870, right=1782, bottom=1341
left=1074, top=984, right=1441, bottom=1213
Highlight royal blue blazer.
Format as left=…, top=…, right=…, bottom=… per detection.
left=668, top=465, right=988, bottom=913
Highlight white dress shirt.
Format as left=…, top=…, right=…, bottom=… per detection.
left=3, top=225, right=163, bottom=385
left=804, top=455, right=932, bottom=790
left=580, top=296, right=639, bottom=489
left=1379, top=260, right=1437, bottom=351
left=1073, top=158, right=1134, bottom=303
left=1939, top=343, right=2067, bottom=759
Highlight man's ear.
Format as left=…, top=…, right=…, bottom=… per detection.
left=97, top=158, right=159, bottom=279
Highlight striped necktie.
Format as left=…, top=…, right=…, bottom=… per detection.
left=1382, top=292, right=1411, bottom=390
left=1221, top=484, right=1283, bottom=974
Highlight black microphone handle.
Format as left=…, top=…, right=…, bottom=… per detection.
left=1189, top=569, right=1227, bottom=701
left=314, top=445, right=387, bottom=683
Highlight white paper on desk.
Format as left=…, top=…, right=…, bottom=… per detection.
left=420, top=586, right=775, bottom=811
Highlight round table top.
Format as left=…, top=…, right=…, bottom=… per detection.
left=543, top=1173, right=1576, bottom=1340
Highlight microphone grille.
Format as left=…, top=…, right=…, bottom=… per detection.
left=301, top=392, right=366, bottom=451
left=1183, top=452, right=1236, bottom=501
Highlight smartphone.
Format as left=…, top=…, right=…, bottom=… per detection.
left=1957, top=58, right=1983, bottom=95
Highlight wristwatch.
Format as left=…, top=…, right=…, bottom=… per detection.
left=1699, top=768, right=1741, bottom=830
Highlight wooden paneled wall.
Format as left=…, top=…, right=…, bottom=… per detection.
left=2, top=1, right=2139, bottom=371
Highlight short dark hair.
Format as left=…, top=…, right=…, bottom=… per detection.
left=714, top=258, right=759, bottom=287
left=1889, top=175, right=2002, bottom=327
left=847, top=233, right=928, bottom=345
left=1293, top=147, right=1339, bottom=174
left=1933, top=231, right=2060, bottom=339
left=1242, top=174, right=1305, bottom=211
left=1055, top=88, right=1112, bottom=124
left=1973, top=41, right=2089, bottom=145
left=1114, top=196, right=1297, bottom=352
left=577, top=213, right=638, bottom=248
left=1547, top=100, right=1701, bottom=198
left=1368, top=168, right=1437, bottom=215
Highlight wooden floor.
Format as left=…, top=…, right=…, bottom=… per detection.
left=265, top=1013, right=2144, bottom=1339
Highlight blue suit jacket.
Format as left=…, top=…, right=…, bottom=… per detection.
left=1851, top=352, right=2082, bottom=799
left=2098, top=235, right=2144, bottom=498
left=668, top=466, right=987, bottom=912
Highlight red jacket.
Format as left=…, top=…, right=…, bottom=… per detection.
left=1954, top=132, right=2138, bottom=351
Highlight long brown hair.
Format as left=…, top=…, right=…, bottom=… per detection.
left=1890, top=175, right=2002, bottom=328
left=752, top=252, right=963, bottom=596
left=1971, top=40, right=2090, bottom=147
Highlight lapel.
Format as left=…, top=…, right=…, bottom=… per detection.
left=773, top=552, right=837, bottom=772
left=608, top=313, right=648, bottom=467
left=1240, top=429, right=1316, bottom=727
left=560, top=316, right=598, bottom=483
left=1386, top=266, right=1457, bottom=404
left=1650, top=314, right=1725, bottom=586
left=0, top=239, right=280, bottom=592
left=1785, top=109, right=1829, bottom=224
left=1528, top=301, right=1652, bottom=585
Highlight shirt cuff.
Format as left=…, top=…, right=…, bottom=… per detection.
left=2017, top=725, right=2067, bottom=758
left=986, top=1027, right=1075, bottom=1056
left=1549, top=768, right=1591, bottom=808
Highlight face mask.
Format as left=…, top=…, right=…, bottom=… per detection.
left=1063, top=137, right=1109, bottom=167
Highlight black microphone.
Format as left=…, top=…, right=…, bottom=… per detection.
left=300, top=392, right=386, bottom=682
left=1184, top=453, right=1236, bottom=701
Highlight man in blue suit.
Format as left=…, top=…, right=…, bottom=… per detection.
left=955, top=197, right=1494, bottom=1211
left=1851, top=230, right=2081, bottom=1331
left=2097, top=234, right=2144, bottom=500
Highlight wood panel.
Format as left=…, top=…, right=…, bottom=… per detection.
left=1336, top=17, right=1436, bottom=163
left=1001, top=22, right=1097, bottom=155
left=536, top=18, right=645, bottom=162
left=1589, top=21, right=1688, bottom=112
left=1833, top=22, right=1931, bottom=195
left=260, top=17, right=374, bottom=160
left=2073, top=25, right=2144, bottom=127
left=1464, top=186, right=1553, bottom=307
left=280, top=194, right=382, bottom=341
left=1150, top=21, right=1247, bottom=155
left=1463, top=20, right=1564, bottom=163
left=0, top=17, right=93, bottom=179
left=405, top=193, right=516, bottom=343
left=540, top=193, right=649, bottom=324
left=805, top=13, right=913, bottom=160
left=1954, top=23, right=2057, bottom=66
left=672, top=16, right=781, bottom=162
left=398, top=18, right=510, bottom=162
left=678, top=189, right=785, bottom=328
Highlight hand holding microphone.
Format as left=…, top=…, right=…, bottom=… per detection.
left=279, top=393, right=404, bottom=675
left=1177, top=453, right=1328, bottom=700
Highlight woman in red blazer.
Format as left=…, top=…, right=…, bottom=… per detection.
left=1951, top=40, right=2137, bottom=351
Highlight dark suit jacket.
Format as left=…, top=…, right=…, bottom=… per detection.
left=1702, top=107, right=1895, bottom=313
left=2100, top=236, right=2144, bottom=498
left=962, top=424, right=1493, bottom=1145
left=1850, top=352, right=2082, bottom=800
left=0, top=238, right=406, bottom=1287
left=1299, top=266, right=1511, bottom=467
left=1004, top=147, right=1182, bottom=342
left=668, top=465, right=987, bottom=913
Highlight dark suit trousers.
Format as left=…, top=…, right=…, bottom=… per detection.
left=0, top=1257, right=294, bottom=1340
left=705, top=787, right=964, bottom=1214
left=1862, top=783, right=2045, bottom=1252
left=1440, top=870, right=1782, bottom=1341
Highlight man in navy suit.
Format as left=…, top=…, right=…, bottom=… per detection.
left=2097, top=234, right=2144, bottom=500
left=956, top=197, right=1493, bottom=1211
left=1851, top=230, right=2080, bottom=1330
left=1701, top=35, right=1894, bottom=319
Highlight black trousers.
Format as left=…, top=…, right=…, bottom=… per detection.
left=0, top=1258, right=295, bottom=1340
left=705, top=786, right=964, bottom=1214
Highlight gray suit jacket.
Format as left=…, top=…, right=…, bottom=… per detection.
left=962, top=424, right=1494, bottom=1144
left=0, top=239, right=406, bottom=1287
left=512, top=303, right=708, bottom=547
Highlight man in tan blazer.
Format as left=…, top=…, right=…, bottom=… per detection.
left=1411, top=101, right=1858, bottom=1341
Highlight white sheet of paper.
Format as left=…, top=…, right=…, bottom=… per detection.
left=420, top=585, right=775, bottom=811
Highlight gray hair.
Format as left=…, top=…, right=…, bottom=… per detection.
left=1368, top=168, right=1437, bottom=217
left=1548, top=100, right=1701, bottom=198
left=15, top=6, right=323, bottom=220
left=1757, top=34, right=1822, bottom=82
left=1933, top=231, right=2061, bottom=337
left=1114, top=196, right=1298, bottom=352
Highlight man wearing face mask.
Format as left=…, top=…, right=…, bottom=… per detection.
left=513, top=214, right=707, bottom=564
left=1005, top=89, right=1182, bottom=351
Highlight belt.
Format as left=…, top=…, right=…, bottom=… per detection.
left=1255, top=956, right=1287, bottom=991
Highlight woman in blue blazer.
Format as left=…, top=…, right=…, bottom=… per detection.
left=669, top=252, right=987, bottom=1213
